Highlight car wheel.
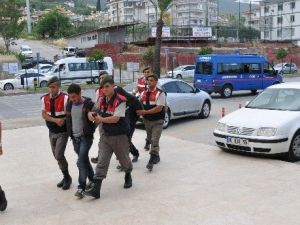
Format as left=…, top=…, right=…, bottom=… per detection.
left=198, top=100, right=211, bottom=119
left=93, top=77, right=100, bottom=84
left=40, top=81, right=47, bottom=88
left=287, top=131, right=300, bottom=162
left=221, top=85, right=232, bottom=98
left=251, top=90, right=257, bottom=95
left=176, top=74, right=182, bottom=79
left=4, top=83, right=14, bottom=90
left=163, top=110, right=170, bottom=129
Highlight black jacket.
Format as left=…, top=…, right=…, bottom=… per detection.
left=115, top=86, right=143, bottom=125
left=66, top=97, right=96, bottom=139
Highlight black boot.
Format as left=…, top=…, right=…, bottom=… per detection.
left=132, top=155, right=139, bottom=163
left=152, top=154, right=160, bottom=164
left=0, top=186, right=7, bottom=212
left=85, top=179, right=102, bottom=199
left=91, top=156, right=98, bottom=164
left=57, top=178, right=64, bottom=188
left=146, top=154, right=155, bottom=171
left=62, top=170, right=72, bottom=190
left=124, top=172, right=132, bottom=189
left=144, top=139, right=151, bottom=151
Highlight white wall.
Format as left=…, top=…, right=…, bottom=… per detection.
left=68, top=31, right=98, bottom=49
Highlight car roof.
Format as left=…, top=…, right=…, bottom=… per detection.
left=158, top=78, right=189, bottom=86
left=268, top=82, right=300, bottom=90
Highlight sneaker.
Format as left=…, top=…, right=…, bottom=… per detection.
left=74, top=189, right=84, bottom=199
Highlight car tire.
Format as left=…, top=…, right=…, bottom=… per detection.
left=176, top=74, right=182, bottom=79
left=251, top=90, right=257, bottom=95
left=287, top=130, right=300, bottom=162
left=163, top=110, right=171, bottom=129
left=40, top=81, right=47, bottom=88
left=221, top=84, right=233, bottom=98
left=198, top=100, right=211, bottom=119
left=4, top=83, right=14, bottom=90
left=93, top=77, right=100, bottom=84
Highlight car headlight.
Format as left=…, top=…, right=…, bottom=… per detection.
left=216, top=122, right=226, bottom=132
left=257, top=127, right=277, bottom=137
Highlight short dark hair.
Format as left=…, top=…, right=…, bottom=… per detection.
left=146, top=74, right=158, bottom=81
left=67, top=83, right=81, bottom=95
left=142, top=67, right=151, bottom=73
left=100, top=76, right=114, bottom=88
left=98, top=71, right=108, bottom=78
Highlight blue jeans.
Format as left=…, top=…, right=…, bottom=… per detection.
left=72, top=136, right=94, bottom=190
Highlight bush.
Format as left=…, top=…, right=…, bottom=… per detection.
left=198, top=47, right=213, bottom=55
left=140, top=46, right=154, bottom=67
left=88, top=49, right=105, bottom=62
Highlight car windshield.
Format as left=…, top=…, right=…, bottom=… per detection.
left=22, top=48, right=31, bottom=51
left=275, top=63, right=284, bottom=67
left=246, top=88, right=300, bottom=111
left=174, top=66, right=185, bottom=71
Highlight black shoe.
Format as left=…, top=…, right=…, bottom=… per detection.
left=74, top=189, right=85, bottom=199
left=132, top=155, right=139, bottom=163
left=144, top=140, right=151, bottom=151
left=116, top=165, right=124, bottom=171
left=86, top=181, right=94, bottom=191
left=85, top=179, right=102, bottom=199
left=146, top=154, right=155, bottom=171
left=62, top=170, right=72, bottom=190
left=152, top=155, right=160, bottom=164
left=0, top=187, right=7, bottom=211
left=91, top=157, right=98, bottom=164
left=124, top=173, right=132, bottom=189
left=57, top=178, right=64, bottom=188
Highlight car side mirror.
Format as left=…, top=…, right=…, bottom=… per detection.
left=195, top=88, right=200, bottom=93
left=274, top=70, right=278, bottom=76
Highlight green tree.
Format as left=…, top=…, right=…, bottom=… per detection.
left=0, top=0, right=25, bottom=52
left=198, top=47, right=213, bottom=55
left=34, top=10, right=75, bottom=38
left=276, top=48, right=288, bottom=62
left=88, top=49, right=105, bottom=62
left=149, top=0, right=173, bottom=77
left=140, top=46, right=155, bottom=67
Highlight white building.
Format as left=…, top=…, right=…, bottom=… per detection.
left=260, top=0, right=300, bottom=46
left=171, top=0, right=218, bottom=27
left=242, top=6, right=261, bottom=30
left=107, top=0, right=148, bottom=24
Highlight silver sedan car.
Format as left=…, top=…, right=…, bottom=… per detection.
left=124, top=78, right=212, bottom=128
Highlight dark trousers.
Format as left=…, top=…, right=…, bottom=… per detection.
left=128, top=123, right=139, bottom=157
left=72, top=136, right=94, bottom=190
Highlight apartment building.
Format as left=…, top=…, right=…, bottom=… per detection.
left=171, top=0, right=218, bottom=27
left=260, top=0, right=300, bottom=46
left=242, top=6, right=261, bottom=30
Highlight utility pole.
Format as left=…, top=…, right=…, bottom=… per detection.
left=26, top=0, right=32, bottom=33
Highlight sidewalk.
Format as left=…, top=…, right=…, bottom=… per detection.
left=1, top=126, right=300, bottom=225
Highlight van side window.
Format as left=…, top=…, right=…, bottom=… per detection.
left=264, top=63, right=275, bottom=76
left=242, top=64, right=261, bottom=74
left=196, top=62, right=212, bottom=75
left=217, top=63, right=242, bottom=75
left=69, top=63, right=76, bottom=71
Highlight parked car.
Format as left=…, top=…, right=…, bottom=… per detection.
left=214, top=82, right=300, bottom=162
left=0, top=73, right=49, bottom=90
left=63, top=46, right=76, bottom=57
left=22, top=57, right=54, bottom=69
left=167, top=65, right=195, bottom=79
left=124, top=78, right=212, bottom=129
left=35, top=64, right=53, bottom=74
left=274, top=63, right=297, bottom=74
left=20, top=45, right=33, bottom=58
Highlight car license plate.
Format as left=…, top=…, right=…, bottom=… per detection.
left=226, top=137, right=249, bottom=146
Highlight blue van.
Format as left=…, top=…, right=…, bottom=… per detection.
left=194, top=53, right=283, bottom=98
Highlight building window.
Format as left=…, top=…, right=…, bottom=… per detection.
left=265, top=18, right=269, bottom=25
left=277, top=16, right=283, bottom=24
left=278, top=4, right=283, bottom=11
left=291, top=15, right=295, bottom=22
left=291, top=2, right=295, bottom=10
left=277, top=29, right=282, bottom=38
left=264, top=6, right=269, bottom=13
left=264, top=31, right=270, bottom=38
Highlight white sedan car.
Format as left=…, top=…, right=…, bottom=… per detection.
left=214, top=82, right=300, bottom=162
left=125, top=78, right=212, bottom=128
left=0, top=73, right=49, bottom=90
left=166, top=65, right=195, bottom=79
